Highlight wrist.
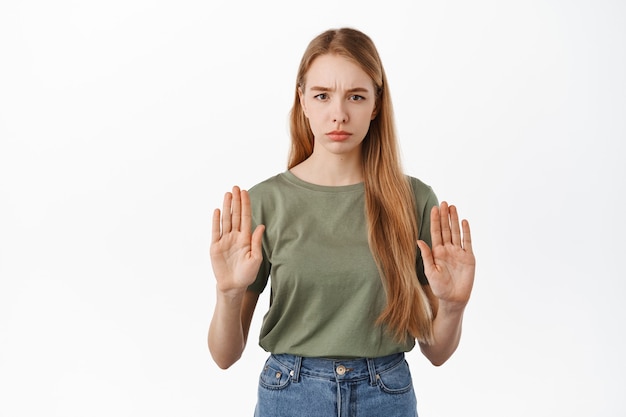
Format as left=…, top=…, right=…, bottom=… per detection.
left=215, top=284, right=248, bottom=303
left=437, top=299, right=467, bottom=316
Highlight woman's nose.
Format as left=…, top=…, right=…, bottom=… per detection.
left=332, top=102, right=348, bottom=123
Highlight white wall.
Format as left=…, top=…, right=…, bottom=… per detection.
left=1, top=1, right=625, bottom=416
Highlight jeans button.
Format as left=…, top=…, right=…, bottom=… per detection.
left=336, top=365, right=346, bottom=375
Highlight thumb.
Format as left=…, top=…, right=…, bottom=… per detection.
left=251, top=224, right=265, bottom=259
left=417, top=240, right=435, bottom=272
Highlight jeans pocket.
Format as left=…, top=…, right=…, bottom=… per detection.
left=376, top=359, right=413, bottom=395
left=258, top=356, right=292, bottom=391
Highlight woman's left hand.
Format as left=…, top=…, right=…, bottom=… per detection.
left=417, top=202, right=475, bottom=310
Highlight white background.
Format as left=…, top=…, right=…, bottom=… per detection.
left=1, top=1, right=625, bottom=416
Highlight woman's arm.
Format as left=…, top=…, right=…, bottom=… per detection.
left=209, top=289, right=259, bottom=369
left=418, top=290, right=465, bottom=366
left=207, top=186, right=265, bottom=369
left=417, top=202, right=475, bottom=366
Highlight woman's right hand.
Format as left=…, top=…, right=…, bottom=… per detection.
left=210, top=186, right=265, bottom=295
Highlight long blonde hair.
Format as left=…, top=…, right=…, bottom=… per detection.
left=288, top=28, right=434, bottom=344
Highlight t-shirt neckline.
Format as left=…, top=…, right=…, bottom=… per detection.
left=281, top=171, right=364, bottom=193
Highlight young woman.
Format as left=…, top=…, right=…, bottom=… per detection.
left=208, top=27, right=475, bottom=417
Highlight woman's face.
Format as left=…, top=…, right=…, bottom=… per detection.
left=298, top=54, right=378, bottom=160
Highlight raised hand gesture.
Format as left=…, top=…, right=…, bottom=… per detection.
left=210, top=186, right=265, bottom=295
left=417, top=202, right=475, bottom=309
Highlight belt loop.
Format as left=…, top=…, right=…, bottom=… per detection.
left=291, top=355, right=303, bottom=383
left=366, top=357, right=378, bottom=386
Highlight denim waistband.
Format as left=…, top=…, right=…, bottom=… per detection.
left=270, top=352, right=405, bottom=386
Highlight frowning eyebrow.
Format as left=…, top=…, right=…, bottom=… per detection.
left=309, top=86, right=372, bottom=93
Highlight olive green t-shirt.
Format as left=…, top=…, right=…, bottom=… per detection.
left=248, top=171, right=438, bottom=358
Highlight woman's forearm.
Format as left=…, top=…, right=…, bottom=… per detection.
left=208, top=288, right=248, bottom=369
left=419, top=301, right=466, bottom=366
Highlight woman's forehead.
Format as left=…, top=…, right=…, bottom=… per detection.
left=303, top=54, right=374, bottom=91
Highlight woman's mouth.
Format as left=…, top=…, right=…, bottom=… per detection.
left=327, top=130, right=352, bottom=141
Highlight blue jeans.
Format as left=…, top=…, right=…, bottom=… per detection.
left=254, top=352, right=418, bottom=417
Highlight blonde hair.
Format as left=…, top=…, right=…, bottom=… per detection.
left=288, top=28, right=434, bottom=344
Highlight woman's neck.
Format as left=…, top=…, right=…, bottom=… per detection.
left=290, top=149, right=363, bottom=186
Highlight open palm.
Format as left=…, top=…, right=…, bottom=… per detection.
left=210, top=186, right=265, bottom=294
left=417, top=202, right=475, bottom=308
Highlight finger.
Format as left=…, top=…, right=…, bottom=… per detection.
left=462, top=219, right=473, bottom=253
left=251, top=224, right=265, bottom=260
left=430, top=205, right=442, bottom=248
left=439, top=201, right=452, bottom=244
left=417, top=240, right=435, bottom=273
left=449, top=205, right=461, bottom=247
left=240, top=189, right=253, bottom=236
left=221, top=191, right=233, bottom=233
left=231, top=186, right=242, bottom=232
left=211, top=208, right=221, bottom=244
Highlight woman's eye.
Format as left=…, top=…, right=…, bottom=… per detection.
left=350, top=95, right=365, bottom=101
left=314, top=93, right=328, bottom=100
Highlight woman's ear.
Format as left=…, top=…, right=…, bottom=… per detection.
left=298, top=87, right=307, bottom=117
left=371, top=102, right=379, bottom=120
